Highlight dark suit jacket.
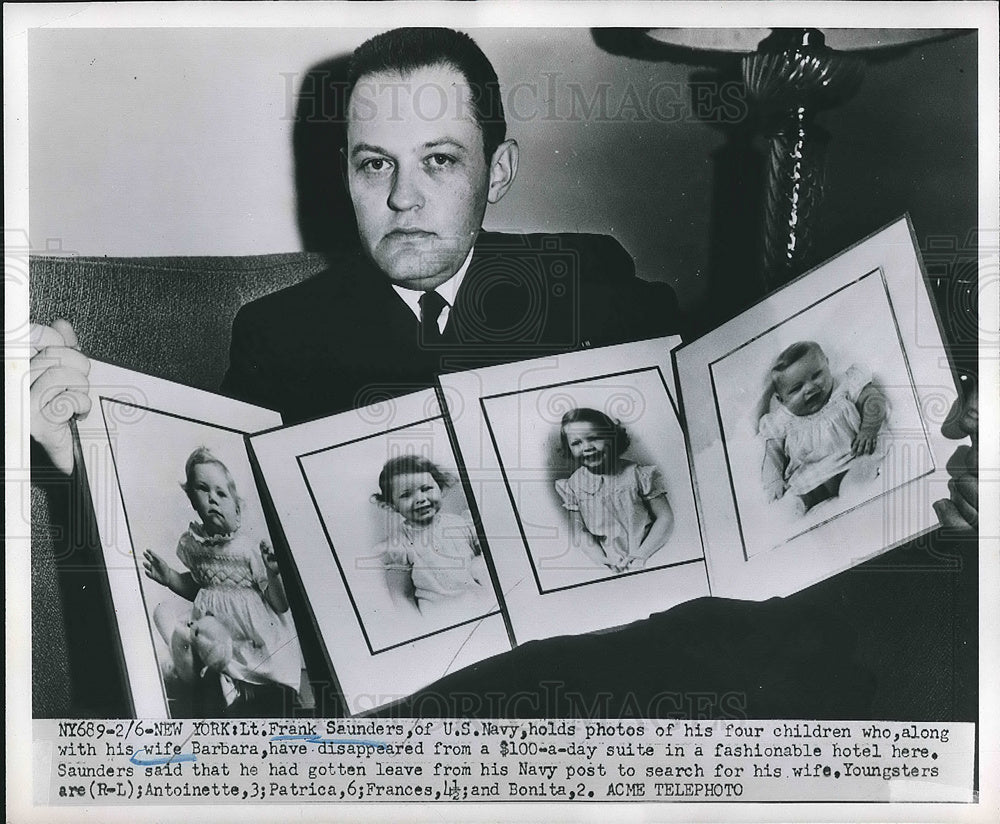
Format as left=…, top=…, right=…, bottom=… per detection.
left=221, top=231, right=678, bottom=422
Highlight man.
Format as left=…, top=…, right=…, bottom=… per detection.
left=220, top=27, right=676, bottom=423
left=29, top=28, right=978, bottom=717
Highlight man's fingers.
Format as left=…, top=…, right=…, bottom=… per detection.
left=39, top=390, right=92, bottom=426
left=30, top=365, right=92, bottom=415
left=948, top=475, right=979, bottom=513
left=933, top=500, right=975, bottom=531
left=29, top=323, right=69, bottom=357
left=30, top=348, right=91, bottom=386
left=50, top=319, right=80, bottom=349
left=946, top=444, right=978, bottom=478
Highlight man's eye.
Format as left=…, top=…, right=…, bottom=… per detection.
left=359, top=157, right=391, bottom=173
left=427, top=154, right=455, bottom=168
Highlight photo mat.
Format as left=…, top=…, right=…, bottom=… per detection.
left=674, top=215, right=960, bottom=600
left=710, top=267, right=933, bottom=560
left=297, top=416, right=502, bottom=655
left=248, top=388, right=513, bottom=716
left=439, top=338, right=712, bottom=644
left=76, top=361, right=286, bottom=718
left=480, top=367, right=704, bottom=593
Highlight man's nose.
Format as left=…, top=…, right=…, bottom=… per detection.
left=387, top=166, right=424, bottom=211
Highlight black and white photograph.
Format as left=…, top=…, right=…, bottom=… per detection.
left=441, top=339, right=713, bottom=643
left=676, top=217, right=965, bottom=601
left=72, top=360, right=304, bottom=718
left=8, top=1, right=996, bottom=816
left=710, top=268, right=931, bottom=559
left=298, top=417, right=500, bottom=652
left=249, top=388, right=512, bottom=716
left=106, top=406, right=307, bottom=718
left=480, top=369, right=704, bottom=591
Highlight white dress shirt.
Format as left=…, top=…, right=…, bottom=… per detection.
left=390, top=247, right=475, bottom=334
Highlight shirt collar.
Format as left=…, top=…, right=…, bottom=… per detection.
left=390, top=245, right=475, bottom=322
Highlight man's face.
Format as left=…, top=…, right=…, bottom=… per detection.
left=346, top=63, right=491, bottom=290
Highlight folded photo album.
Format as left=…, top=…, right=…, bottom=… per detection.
left=77, top=216, right=959, bottom=716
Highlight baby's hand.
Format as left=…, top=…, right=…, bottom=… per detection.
left=260, top=540, right=280, bottom=575
left=142, top=550, right=170, bottom=585
left=852, top=424, right=880, bottom=456
left=764, top=478, right=785, bottom=502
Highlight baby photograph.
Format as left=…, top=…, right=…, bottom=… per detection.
left=298, top=417, right=500, bottom=653
left=100, top=400, right=306, bottom=718
left=710, top=269, right=934, bottom=559
left=480, top=368, right=703, bottom=593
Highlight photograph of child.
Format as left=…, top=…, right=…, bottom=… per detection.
left=101, top=402, right=308, bottom=717
left=710, top=271, right=932, bottom=559
left=759, top=342, right=888, bottom=515
left=298, top=418, right=499, bottom=653
left=556, top=408, right=675, bottom=574
left=481, top=369, right=703, bottom=592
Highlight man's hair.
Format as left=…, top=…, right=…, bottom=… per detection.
left=347, top=27, right=507, bottom=162
left=372, top=454, right=456, bottom=506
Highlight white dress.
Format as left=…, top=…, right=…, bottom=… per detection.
left=176, top=522, right=303, bottom=693
left=758, top=364, right=881, bottom=496
left=554, top=461, right=668, bottom=569
left=379, top=512, right=492, bottom=612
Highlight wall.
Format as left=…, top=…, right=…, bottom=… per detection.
left=29, top=27, right=978, bottom=313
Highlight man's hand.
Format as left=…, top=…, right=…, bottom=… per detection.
left=30, top=320, right=91, bottom=476
left=933, top=383, right=979, bottom=532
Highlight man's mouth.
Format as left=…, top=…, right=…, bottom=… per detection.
left=386, top=228, right=434, bottom=240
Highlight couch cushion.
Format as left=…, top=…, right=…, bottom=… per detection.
left=29, top=253, right=328, bottom=391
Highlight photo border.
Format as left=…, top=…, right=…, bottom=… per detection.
left=480, top=366, right=704, bottom=595
left=675, top=214, right=961, bottom=601
left=708, top=266, right=937, bottom=561
left=75, top=361, right=283, bottom=718
left=248, top=387, right=514, bottom=716
left=296, top=414, right=503, bottom=656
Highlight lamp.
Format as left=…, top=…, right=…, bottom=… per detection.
left=595, top=28, right=963, bottom=295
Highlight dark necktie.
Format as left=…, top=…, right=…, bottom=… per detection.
left=418, top=289, right=448, bottom=347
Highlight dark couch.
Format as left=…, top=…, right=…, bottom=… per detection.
left=29, top=253, right=977, bottom=722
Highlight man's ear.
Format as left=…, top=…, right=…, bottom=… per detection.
left=486, top=139, right=518, bottom=204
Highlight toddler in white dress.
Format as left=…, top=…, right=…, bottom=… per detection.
left=372, top=455, right=495, bottom=619
left=555, top=408, right=674, bottom=574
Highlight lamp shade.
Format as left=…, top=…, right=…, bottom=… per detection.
left=645, top=28, right=961, bottom=55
